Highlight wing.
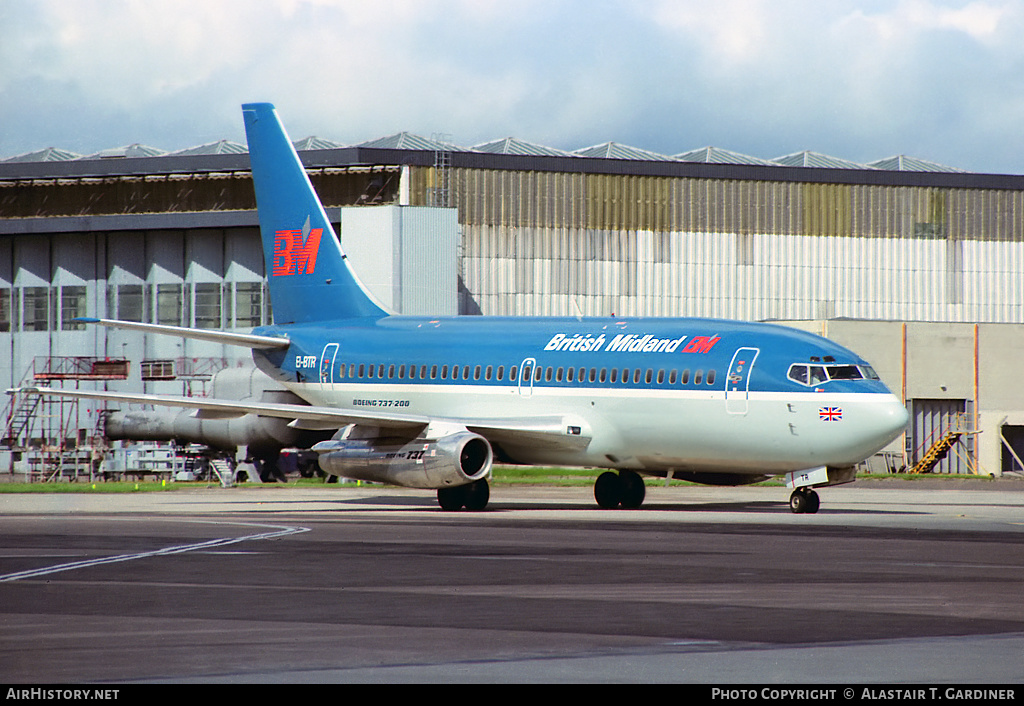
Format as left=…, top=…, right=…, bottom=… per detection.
left=16, top=386, right=591, bottom=452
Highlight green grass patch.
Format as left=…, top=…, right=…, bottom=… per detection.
left=0, top=480, right=180, bottom=493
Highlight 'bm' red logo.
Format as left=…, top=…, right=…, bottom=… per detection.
left=273, top=228, right=322, bottom=276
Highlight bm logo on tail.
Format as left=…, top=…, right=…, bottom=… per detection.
left=273, top=218, right=321, bottom=277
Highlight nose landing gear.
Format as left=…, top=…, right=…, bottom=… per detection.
left=789, top=488, right=821, bottom=514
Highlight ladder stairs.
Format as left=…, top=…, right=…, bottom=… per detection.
left=910, top=430, right=962, bottom=474
left=910, top=413, right=978, bottom=474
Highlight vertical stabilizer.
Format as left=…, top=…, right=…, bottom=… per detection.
left=242, top=102, right=390, bottom=323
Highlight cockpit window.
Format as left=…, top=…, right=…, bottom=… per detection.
left=788, top=362, right=877, bottom=386
left=825, top=365, right=863, bottom=380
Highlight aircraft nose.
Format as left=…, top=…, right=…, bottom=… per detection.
left=876, top=395, right=910, bottom=444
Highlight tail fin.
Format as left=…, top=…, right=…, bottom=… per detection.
left=242, top=102, right=389, bottom=323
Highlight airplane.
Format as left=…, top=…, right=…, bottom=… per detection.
left=21, top=102, right=910, bottom=513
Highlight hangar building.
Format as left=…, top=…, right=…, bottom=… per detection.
left=1, top=132, right=1023, bottom=478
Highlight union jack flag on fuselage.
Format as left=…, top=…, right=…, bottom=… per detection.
left=819, top=406, right=843, bottom=422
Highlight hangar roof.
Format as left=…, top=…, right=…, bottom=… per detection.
left=473, top=137, right=572, bottom=157
left=675, top=146, right=775, bottom=166
left=355, top=132, right=457, bottom=151
left=771, top=150, right=877, bottom=170
left=868, top=154, right=966, bottom=173
left=573, top=142, right=673, bottom=161
left=0, top=129, right=971, bottom=175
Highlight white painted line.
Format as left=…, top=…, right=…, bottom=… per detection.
left=0, top=524, right=309, bottom=583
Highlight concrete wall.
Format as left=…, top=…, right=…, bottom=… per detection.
left=787, top=319, right=1024, bottom=476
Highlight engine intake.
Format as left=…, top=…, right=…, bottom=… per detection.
left=313, top=430, right=493, bottom=489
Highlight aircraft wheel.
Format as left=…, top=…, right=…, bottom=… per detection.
left=619, top=470, right=646, bottom=509
left=594, top=471, right=623, bottom=509
left=437, top=485, right=467, bottom=511
left=789, top=489, right=807, bottom=514
left=463, top=479, right=490, bottom=511
left=805, top=489, right=820, bottom=514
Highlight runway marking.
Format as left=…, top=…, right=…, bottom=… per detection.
left=0, top=523, right=309, bottom=583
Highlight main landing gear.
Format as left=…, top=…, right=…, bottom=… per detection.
left=437, top=478, right=490, bottom=511
left=594, top=470, right=646, bottom=509
left=789, top=487, right=821, bottom=514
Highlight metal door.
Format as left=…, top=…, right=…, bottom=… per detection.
left=910, top=398, right=969, bottom=474
left=725, top=347, right=759, bottom=415
left=320, top=343, right=339, bottom=392
left=518, top=357, right=536, bottom=397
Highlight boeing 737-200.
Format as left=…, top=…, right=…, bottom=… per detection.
left=24, top=103, right=910, bottom=513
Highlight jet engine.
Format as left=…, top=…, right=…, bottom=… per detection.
left=312, top=430, right=492, bottom=489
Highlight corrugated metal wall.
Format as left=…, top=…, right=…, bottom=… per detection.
left=409, top=166, right=1024, bottom=240
left=462, top=225, right=1024, bottom=321
left=422, top=166, right=1024, bottom=322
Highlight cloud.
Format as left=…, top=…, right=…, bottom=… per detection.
left=1, top=0, right=1023, bottom=173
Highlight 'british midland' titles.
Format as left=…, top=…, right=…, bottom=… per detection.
left=544, top=333, right=720, bottom=354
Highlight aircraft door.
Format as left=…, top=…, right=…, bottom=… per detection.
left=725, top=347, right=759, bottom=415
left=320, top=343, right=339, bottom=392
left=518, top=357, right=536, bottom=397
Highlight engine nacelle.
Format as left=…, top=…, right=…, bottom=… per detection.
left=312, top=431, right=492, bottom=489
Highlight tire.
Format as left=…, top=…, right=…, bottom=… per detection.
left=595, top=471, right=623, bottom=509
left=463, top=479, right=490, bottom=511
left=789, top=490, right=807, bottom=514
left=437, top=486, right=466, bottom=511
left=619, top=470, right=646, bottom=509
left=805, top=490, right=820, bottom=514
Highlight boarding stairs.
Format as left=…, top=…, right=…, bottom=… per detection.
left=909, top=413, right=978, bottom=474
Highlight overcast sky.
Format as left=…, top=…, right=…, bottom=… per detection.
left=2, top=0, right=1023, bottom=173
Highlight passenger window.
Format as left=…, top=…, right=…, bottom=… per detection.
left=589, top=368, right=597, bottom=383
left=535, top=366, right=543, bottom=381
left=474, top=365, right=481, bottom=381
left=694, top=369, right=703, bottom=385
left=358, top=364, right=365, bottom=378
left=621, top=368, right=629, bottom=384
left=644, top=369, right=653, bottom=384
left=463, top=365, right=471, bottom=380
left=669, top=370, right=677, bottom=385
left=633, top=369, right=641, bottom=384
left=485, top=365, right=493, bottom=381
left=556, top=367, right=564, bottom=382
left=610, top=368, right=617, bottom=383
left=682, top=369, right=690, bottom=384
left=706, top=369, right=716, bottom=385
left=497, top=365, right=504, bottom=381
left=599, top=368, right=607, bottom=383
left=567, top=367, right=575, bottom=382
left=657, top=369, right=665, bottom=384
left=408, top=365, right=416, bottom=380
left=546, top=366, right=553, bottom=382
left=377, top=364, right=385, bottom=378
